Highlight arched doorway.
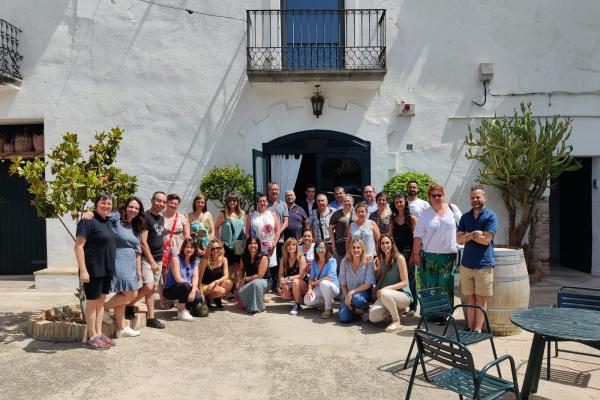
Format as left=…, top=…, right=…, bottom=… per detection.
left=252, top=130, right=370, bottom=202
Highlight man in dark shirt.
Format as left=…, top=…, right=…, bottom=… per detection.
left=127, top=191, right=167, bottom=329
left=284, top=189, right=308, bottom=241
left=298, top=184, right=317, bottom=216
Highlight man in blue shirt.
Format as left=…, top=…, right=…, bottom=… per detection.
left=457, top=185, right=498, bottom=333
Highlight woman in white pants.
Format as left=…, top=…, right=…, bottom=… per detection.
left=304, top=240, right=339, bottom=319
left=369, top=234, right=413, bottom=332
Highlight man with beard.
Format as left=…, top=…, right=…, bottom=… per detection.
left=457, top=185, right=498, bottom=333
left=406, top=180, right=430, bottom=218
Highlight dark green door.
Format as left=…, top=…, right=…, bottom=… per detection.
left=0, top=162, right=47, bottom=274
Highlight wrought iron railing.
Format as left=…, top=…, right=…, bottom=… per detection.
left=247, top=9, right=385, bottom=72
left=0, top=19, right=23, bottom=80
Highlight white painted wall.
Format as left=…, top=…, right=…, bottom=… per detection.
left=2, top=0, right=600, bottom=271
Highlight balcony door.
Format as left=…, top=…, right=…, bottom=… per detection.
left=282, top=0, right=344, bottom=70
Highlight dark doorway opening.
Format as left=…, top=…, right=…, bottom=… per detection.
left=254, top=130, right=370, bottom=205
left=0, top=124, right=47, bottom=275
left=550, top=157, right=591, bottom=273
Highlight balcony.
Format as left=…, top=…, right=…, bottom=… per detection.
left=0, top=19, right=23, bottom=89
left=246, top=9, right=386, bottom=82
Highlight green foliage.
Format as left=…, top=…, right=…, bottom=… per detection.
left=9, top=127, right=138, bottom=225
left=383, top=171, right=437, bottom=201
left=199, top=165, right=254, bottom=212
left=465, top=102, right=581, bottom=252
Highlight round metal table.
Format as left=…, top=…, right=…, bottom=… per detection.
left=511, top=307, right=600, bottom=399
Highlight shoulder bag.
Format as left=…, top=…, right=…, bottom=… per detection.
left=162, top=213, right=179, bottom=269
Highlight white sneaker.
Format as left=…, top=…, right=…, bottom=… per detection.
left=177, top=309, right=193, bottom=321
left=117, top=326, right=140, bottom=337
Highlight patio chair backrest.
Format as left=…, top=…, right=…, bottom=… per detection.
left=414, top=329, right=476, bottom=375
left=557, top=286, right=600, bottom=311
left=417, top=287, right=452, bottom=316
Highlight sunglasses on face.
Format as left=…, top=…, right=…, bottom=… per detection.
left=430, top=194, right=443, bottom=198
left=315, top=246, right=326, bottom=251
left=211, top=247, right=222, bottom=251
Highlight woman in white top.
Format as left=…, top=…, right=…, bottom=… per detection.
left=245, top=193, right=280, bottom=268
left=347, top=202, right=380, bottom=259
left=410, top=185, right=461, bottom=307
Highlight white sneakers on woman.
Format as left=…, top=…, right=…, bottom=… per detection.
left=177, top=309, right=193, bottom=321
left=116, top=326, right=140, bottom=337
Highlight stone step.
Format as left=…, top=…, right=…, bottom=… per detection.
left=34, top=267, right=79, bottom=290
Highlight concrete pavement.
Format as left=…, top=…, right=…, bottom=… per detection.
left=0, top=267, right=599, bottom=400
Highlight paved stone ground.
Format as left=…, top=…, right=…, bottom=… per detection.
left=1, top=266, right=599, bottom=400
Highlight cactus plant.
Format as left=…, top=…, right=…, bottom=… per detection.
left=465, top=102, right=580, bottom=270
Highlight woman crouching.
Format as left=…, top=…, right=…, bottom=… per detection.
left=163, top=238, right=206, bottom=321
left=278, top=237, right=308, bottom=315
left=369, top=234, right=413, bottom=332
left=237, top=237, right=270, bottom=314
left=199, top=239, right=234, bottom=308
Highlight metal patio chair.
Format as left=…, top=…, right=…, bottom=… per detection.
left=403, top=287, right=502, bottom=377
left=546, top=286, right=600, bottom=380
left=405, top=330, right=519, bottom=400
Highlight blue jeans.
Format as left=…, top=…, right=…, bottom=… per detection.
left=338, top=290, right=372, bottom=323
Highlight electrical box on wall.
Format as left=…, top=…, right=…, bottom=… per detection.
left=479, top=63, right=494, bottom=81
left=396, top=101, right=415, bottom=117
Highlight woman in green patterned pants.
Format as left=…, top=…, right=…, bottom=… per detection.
left=409, top=185, right=461, bottom=306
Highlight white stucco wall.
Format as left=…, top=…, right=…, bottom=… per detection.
left=2, top=0, right=600, bottom=269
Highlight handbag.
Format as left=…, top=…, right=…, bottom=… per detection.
left=303, top=261, right=326, bottom=304
left=162, top=213, right=179, bottom=269
left=226, top=214, right=246, bottom=256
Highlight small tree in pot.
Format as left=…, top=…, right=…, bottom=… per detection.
left=465, top=102, right=580, bottom=272
left=10, top=127, right=138, bottom=317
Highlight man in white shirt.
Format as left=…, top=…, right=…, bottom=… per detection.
left=407, top=180, right=430, bottom=218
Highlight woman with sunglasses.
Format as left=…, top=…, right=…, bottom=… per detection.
left=411, top=184, right=462, bottom=307
left=278, top=237, right=308, bottom=315
left=303, top=239, right=339, bottom=319
left=198, top=239, right=233, bottom=308
left=163, top=238, right=206, bottom=321
left=369, top=235, right=412, bottom=332
left=214, top=192, right=245, bottom=292
left=237, top=237, right=270, bottom=314
left=338, top=239, right=376, bottom=323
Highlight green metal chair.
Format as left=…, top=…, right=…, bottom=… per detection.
left=405, top=330, right=520, bottom=400
left=403, top=287, right=502, bottom=377
left=546, top=286, right=600, bottom=380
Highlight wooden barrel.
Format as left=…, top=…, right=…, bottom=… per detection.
left=459, top=247, right=530, bottom=336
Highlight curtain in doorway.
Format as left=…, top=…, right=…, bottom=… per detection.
left=270, top=154, right=303, bottom=201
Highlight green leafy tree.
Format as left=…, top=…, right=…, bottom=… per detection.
left=10, top=128, right=138, bottom=235
left=465, top=102, right=580, bottom=268
left=199, top=165, right=254, bottom=212
left=10, top=128, right=138, bottom=315
left=383, top=171, right=436, bottom=201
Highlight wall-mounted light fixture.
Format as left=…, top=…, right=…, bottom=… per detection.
left=311, top=85, right=325, bottom=118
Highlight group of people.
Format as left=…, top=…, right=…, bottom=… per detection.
left=75, top=180, right=498, bottom=349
